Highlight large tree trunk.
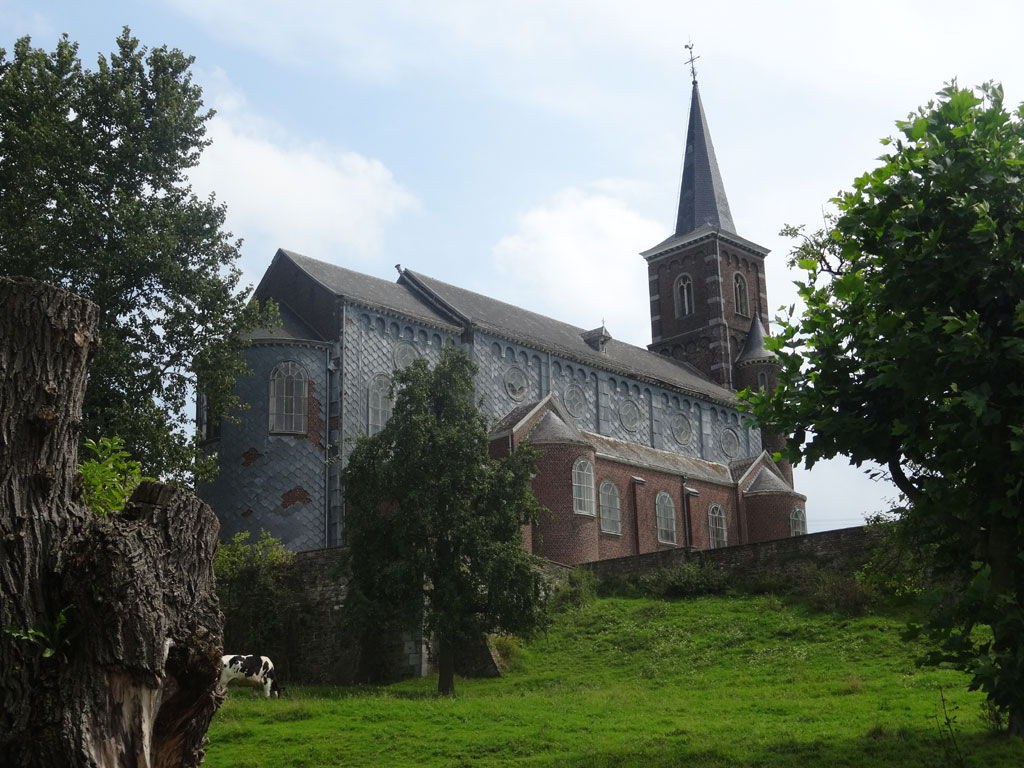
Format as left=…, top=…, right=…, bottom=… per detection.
left=0, top=277, right=224, bottom=767
left=436, top=634, right=456, bottom=696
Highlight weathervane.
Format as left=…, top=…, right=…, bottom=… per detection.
left=685, top=41, right=699, bottom=84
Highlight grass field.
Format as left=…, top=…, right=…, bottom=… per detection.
left=205, top=593, right=1024, bottom=767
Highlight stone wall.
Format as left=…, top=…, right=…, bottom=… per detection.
left=274, top=529, right=880, bottom=685
left=584, top=525, right=884, bottom=584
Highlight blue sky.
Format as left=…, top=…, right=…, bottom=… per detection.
left=5, top=0, right=1023, bottom=532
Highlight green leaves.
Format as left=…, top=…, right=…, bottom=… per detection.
left=741, top=82, right=1024, bottom=731
left=343, top=346, right=548, bottom=691
left=79, top=436, right=151, bottom=516
left=0, top=30, right=274, bottom=481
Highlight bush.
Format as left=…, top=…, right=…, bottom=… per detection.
left=549, top=568, right=598, bottom=612
left=214, top=531, right=297, bottom=658
left=490, top=633, right=522, bottom=672
left=629, top=561, right=732, bottom=599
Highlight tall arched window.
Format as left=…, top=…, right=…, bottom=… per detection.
left=572, top=458, right=595, bottom=516
left=269, top=361, right=308, bottom=434
left=734, top=273, right=749, bottom=317
left=599, top=480, right=621, bottom=535
left=674, top=274, right=694, bottom=318
left=656, top=491, right=676, bottom=544
left=790, top=508, right=807, bottom=537
left=708, top=504, right=727, bottom=548
left=368, top=375, right=393, bottom=435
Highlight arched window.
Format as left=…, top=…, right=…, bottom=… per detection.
left=790, top=508, right=807, bottom=537
left=572, top=458, right=595, bottom=516
left=368, top=375, right=393, bottom=435
left=197, top=393, right=220, bottom=442
left=656, top=491, right=676, bottom=545
left=708, top=504, right=727, bottom=548
left=269, top=361, right=308, bottom=434
left=734, top=273, right=749, bottom=317
left=674, top=274, right=694, bottom=318
left=599, top=480, right=621, bottom=535
left=757, top=371, right=768, bottom=390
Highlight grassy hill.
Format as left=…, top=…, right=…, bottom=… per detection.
left=205, top=592, right=1024, bottom=767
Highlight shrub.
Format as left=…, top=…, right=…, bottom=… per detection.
left=630, top=561, right=731, bottom=599
left=490, top=633, right=522, bottom=672
left=549, top=568, right=598, bottom=612
left=214, top=531, right=297, bottom=658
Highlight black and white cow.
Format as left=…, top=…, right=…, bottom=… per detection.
left=219, top=654, right=281, bottom=698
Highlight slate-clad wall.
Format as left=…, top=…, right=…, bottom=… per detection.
left=202, top=342, right=329, bottom=551
left=475, top=331, right=760, bottom=466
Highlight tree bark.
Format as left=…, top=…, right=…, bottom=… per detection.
left=0, top=277, right=225, bottom=767
left=436, top=634, right=456, bottom=696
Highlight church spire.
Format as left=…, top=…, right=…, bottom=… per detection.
left=675, top=73, right=735, bottom=237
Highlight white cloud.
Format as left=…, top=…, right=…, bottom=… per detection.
left=490, top=184, right=662, bottom=347
left=187, top=75, right=418, bottom=279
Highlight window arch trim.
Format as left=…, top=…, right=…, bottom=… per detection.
left=368, top=374, right=394, bottom=436
left=674, top=274, right=694, bottom=318
left=790, top=507, right=807, bottom=537
left=708, top=503, right=727, bottom=549
left=733, top=273, right=749, bottom=317
left=572, top=458, right=595, bottom=516
left=599, top=480, right=621, bottom=535
left=269, top=361, right=309, bottom=435
left=656, top=491, right=676, bottom=545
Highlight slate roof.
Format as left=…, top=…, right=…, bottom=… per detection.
left=273, top=249, right=460, bottom=332
left=675, top=81, right=735, bottom=237
left=527, top=410, right=590, bottom=446
left=585, top=431, right=733, bottom=486
left=744, top=466, right=802, bottom=495
left=401, top=269, right=738, bottom=405
left=735, top=316, right=776, bottom=365
left=247, top=301, right=325, bottom=343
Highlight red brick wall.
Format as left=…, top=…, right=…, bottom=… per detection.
left=592, top=460, right=688, bottom=560
left=686, top=481, right=738, bottom=550
left=530, top=443, right=598, bottom=565
left=744, top=493, right=804, bottom=544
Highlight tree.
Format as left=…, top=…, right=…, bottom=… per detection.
left=0, top=29, right=273, bottom=481
left=0, top=277, right=224, bottom=767
left=743, top=83, right=1024, bottom=734
left=342, top=345, right=547, bottom=695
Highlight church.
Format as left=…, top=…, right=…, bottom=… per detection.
left=199, top=76, right=807, bottom=564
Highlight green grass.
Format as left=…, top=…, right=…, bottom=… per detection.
left=205, top=594, right=1024, bottom=767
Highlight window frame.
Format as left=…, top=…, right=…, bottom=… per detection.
left=656, top=491, right=676, bottom=545
left=790, top=507, right=807, bottom=537
left=708, top=503, right=728, bottom=549
left=269, top=361, right=309, bottom=435
left=733, top=273, right=749, bottom=317
left=674, top=274, right=694, bottom=318
left=368, top=374, right=393, bottom=436
left=572, top=457, right=595, bottom=516
left=599, top=480, right=621, bottom=535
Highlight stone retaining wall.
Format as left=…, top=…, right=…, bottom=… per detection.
left=584, top=525, right=883, bottom=583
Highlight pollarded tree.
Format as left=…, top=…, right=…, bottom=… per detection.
left=0, top=29, right=273, bottom=481
left=343, top=345, right=547, bottom=695
left=0, top=277, right=224, bottom=767
left=743, top=83, right=1024, bottom=734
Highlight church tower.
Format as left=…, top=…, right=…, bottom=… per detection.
left=643, top=70, right=771, bottom=391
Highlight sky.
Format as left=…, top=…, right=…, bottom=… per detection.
left=4, top=0, right=1023, bottom=533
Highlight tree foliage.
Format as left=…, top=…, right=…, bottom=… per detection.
left=743, top=83, right=1024, bottom=734
left=214, top=530, right=296, bottom=660
left=78, top=436, right=151, bottom=516
left=0, top=29, right=273, bottom=481
left=342, top=345, right=547, bottom=695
